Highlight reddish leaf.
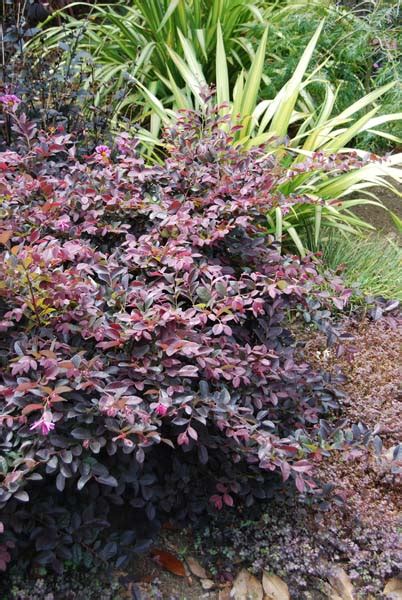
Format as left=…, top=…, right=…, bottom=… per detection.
left=22, top=403, right=44, bottom=415
left=223, top=493, right=234, bottom=507
left=39, top=181, right=54, bottom=198
left=16, top=382, right=37, bottom=392
left=295, top=475, right=306, bottom=493
left=151, top=549, right=185, bottom=577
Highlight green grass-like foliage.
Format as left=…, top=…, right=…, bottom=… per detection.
left=259, top=1, right=402, bottom=152
left=323, top=233, right=402, bottom=301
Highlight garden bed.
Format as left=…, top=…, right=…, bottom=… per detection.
left=1, top=1, right=401, bottom=597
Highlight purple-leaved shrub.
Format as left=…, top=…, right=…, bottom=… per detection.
left=0, top=100, right=352, bottom=572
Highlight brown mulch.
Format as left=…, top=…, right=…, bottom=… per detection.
left=303, top=315, right=401, bottom=523
left=304, top=315, right=401, bottom=441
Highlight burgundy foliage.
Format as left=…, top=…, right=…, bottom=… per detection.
left=0, top=102, right=348, bottom=571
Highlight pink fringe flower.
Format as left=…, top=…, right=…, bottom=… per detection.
left=30, top=412, right=55, bottom=435
left=154, top=403, right=168, bottom=417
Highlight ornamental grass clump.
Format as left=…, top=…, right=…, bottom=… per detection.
left=0, top=101, right=351, bottom=572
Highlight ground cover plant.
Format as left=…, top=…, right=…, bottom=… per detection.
left=0, top=98, right=360, bottom=573
left=1, top=564, right=123, bottom=600
left=195, top=495, right=401, bottom=598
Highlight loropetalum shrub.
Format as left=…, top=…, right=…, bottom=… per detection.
left=0, top=100, right=352, bottom=572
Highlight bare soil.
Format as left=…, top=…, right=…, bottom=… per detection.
left=353, top=185, right=402, bottom=233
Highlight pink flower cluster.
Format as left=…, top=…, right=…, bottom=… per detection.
left=154, top=403, right=168, bottom=417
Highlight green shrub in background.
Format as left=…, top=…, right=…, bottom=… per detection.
left=260, top=1, right=402, bottom=152
left=27, top=8, right=402, bottom=254
left=28, top=0, right=271, bottom=120
left=31, top=0, right=401, bottom=152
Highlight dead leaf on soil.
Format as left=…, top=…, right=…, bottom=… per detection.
left=327, top=567, right=354, bottom=600
left=201, top=579, right=216, bottom=590
left=150, top=548, right=185, bottom=577
left=384, top=578, right=402, bottom=599
left=231, top=568, right=263, bottom=600
left=219, top=590, right=232, bottom=600
left=186, top=556, right=208, bottom=579
left=0, top=230, right=12, bottom=245
left=320, top=581, right=343, bottom=600
left=262, top=572, right=290, bottom=600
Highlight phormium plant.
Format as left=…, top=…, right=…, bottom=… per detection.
left=0, top=98, right=352, bottom=572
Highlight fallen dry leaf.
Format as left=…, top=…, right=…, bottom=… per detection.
left=321, top=582, right=343, bottom=600
left=327, top=567, right=354, bottom=600
left=186, top=556, right=208, bottom=579
left=231, top=569, right=263, bottom=600
left=201, top=579, right=216, bottom=590
left=0, top=230, right=12, bottom=245
left=124, top=582, right=144, bottom=600
left=219, top=589, right=232, bottom=600
left=262, top=572, right=290, bottom=600
left=150, top=548, right=185, bottom=577
left=384, top=578, right=402, bottom=599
